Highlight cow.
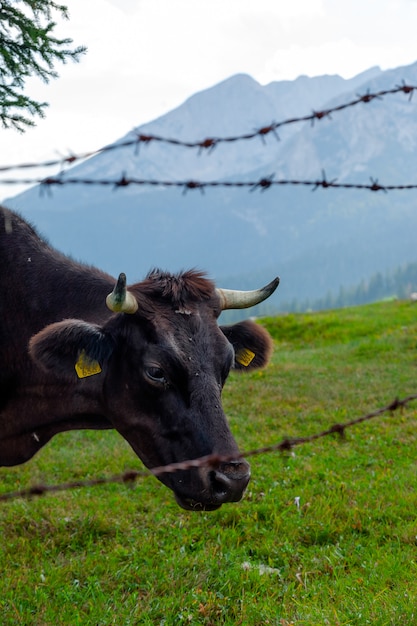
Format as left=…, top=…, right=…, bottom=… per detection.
left=0, top=206, right=279, bottom=510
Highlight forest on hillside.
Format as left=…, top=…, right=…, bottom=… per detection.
left=220, top=261, right=417, bottom=323
left=281, top=260, right=417, bottom=313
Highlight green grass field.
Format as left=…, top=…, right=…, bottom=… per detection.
left=1, top=300, right=417, bottom=625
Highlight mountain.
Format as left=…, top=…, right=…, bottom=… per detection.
left=4, top=62, right=417, bottom=314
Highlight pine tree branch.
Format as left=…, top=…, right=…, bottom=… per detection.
left=0, top=0, right=86, bottom=131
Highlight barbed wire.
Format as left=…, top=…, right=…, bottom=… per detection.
left=0, top=82, right=415, bottom=175
left=1, top=174, right=416, bottom=193
left=1, top=393, right=416, bottom=503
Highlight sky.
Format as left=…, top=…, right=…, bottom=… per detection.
left=1, top=0, right=417, bottom=201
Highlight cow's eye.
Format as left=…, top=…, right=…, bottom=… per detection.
left=146, top=366, right=168, bottom=385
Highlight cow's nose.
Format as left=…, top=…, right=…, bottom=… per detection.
left=203, top=459, right=251, bottom=504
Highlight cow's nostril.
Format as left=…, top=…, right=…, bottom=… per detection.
left=209, top=469, right=230, bottom=497
left=206, top=460, right=251, bottom=503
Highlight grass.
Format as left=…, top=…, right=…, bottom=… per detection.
left=1, top=299, right=417, bottom=625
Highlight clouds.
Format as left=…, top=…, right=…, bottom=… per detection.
left=257, top=0, right=417, bottom=81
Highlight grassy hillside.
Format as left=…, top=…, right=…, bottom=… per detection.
left=1, top=300, right=417, bottom=625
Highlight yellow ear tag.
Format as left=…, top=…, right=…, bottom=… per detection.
left=236, top=348, right=256, bottom=367
left=75, top=350, right=102, bottom=379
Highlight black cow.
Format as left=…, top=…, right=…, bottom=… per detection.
left=0, top=207, right=279, bottom=510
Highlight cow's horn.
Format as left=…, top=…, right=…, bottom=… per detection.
left=216, top=276, right=280, bottom=311
left=106, top=273, right=138, bottom=314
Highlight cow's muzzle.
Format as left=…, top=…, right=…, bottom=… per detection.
left=174, top=459, right=251, bottom=511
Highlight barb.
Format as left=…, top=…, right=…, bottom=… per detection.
left=1, top=174, right=417, bottom=193
left=1, top=393, right=416, bottom=503
left=0, top=82, right=415, bottom=174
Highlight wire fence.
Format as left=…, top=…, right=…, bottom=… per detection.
left=0, top=81, right=416, bottom=195
left=1, top=393, right=416, bottom=503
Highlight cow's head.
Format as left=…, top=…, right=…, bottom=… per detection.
left=29, top=270, right=279, bottom=511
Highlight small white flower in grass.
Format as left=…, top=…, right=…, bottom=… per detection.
left=40, top=572, right=46, bottom=583
left=294, top=496, right=300, bottom=510
left=241, top=561, right=280, bottom=575
left=258, top=564, right=281, bottom=575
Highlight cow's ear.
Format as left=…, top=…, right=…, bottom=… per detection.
left=220, top=320, right=273, bottom=371
left=29, top=319, right=114, bottom=380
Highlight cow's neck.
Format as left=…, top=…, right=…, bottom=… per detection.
left=0, top=381, right=111, bottom=467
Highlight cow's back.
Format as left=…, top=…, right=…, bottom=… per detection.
left=0, top=206, right=113, bottom=379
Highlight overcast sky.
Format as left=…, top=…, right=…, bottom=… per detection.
left=1, top=0, right=417, bottom=201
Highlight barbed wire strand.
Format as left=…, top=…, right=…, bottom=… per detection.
left=1, top=393, right=416, bottom=503
left=0, top=174, right=416, bottom=193
left=0, top=82, right=415, bottom=174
